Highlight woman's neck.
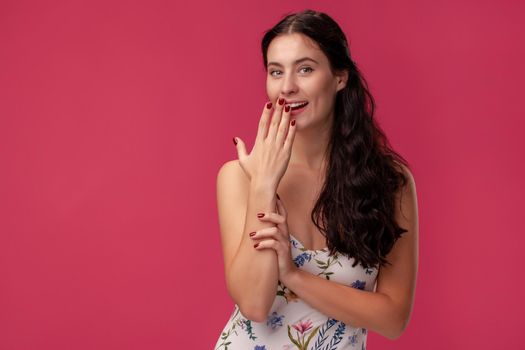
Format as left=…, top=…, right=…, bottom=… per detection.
left=289, top=122, right=331, bottom=173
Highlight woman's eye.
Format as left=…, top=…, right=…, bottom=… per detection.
left=300, top=67, right=313, bottom=73
left=269, top=67, right=313, bottom=77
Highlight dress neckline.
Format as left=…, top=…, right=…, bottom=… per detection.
left=289, top=233, right=328, bottom=252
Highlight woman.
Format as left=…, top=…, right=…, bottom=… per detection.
left=214, top=9, right=418, bottom=350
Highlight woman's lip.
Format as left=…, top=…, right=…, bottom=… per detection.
left=285, top=101, right=309, bottom=108
left=290, top=102, right=308, bottom=115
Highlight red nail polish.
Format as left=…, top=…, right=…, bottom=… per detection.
left=266, top=102, right=272, bottom=109
left=249, top=231, right=256, bottom=237
left=291, top=119, right=296, bottom=126
left=257, top=213, right=264, bottom=218
left=278, top=98, right=284, bottom=105
left=254, top=242, right=260, bottom=248
left=233, top=137, right=237, bottom=145
left=285, top=105, right=290, bottom=112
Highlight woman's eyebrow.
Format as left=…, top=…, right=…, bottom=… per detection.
left=267, top=57, right=319, bottom=68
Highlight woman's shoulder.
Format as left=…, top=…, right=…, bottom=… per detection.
left=218, top=159, right=242, bottom=176
left=217, top=159, right=250, bottom=188
left=391, top=160, right=417, bottom=211
left=392, top=160, right=415, bottom=185
left=217, top=159, right=239, bottom=174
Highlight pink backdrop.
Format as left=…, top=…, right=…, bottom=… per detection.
left=1, top=0, right=523, bottom=349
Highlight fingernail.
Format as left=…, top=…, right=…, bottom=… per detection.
left=233, top=137, right=237, bottom=145
left=291, top=119, right=296, bottom=126
left=276, top=193, right=280, bottom=200
left=257, top=213, right=264, bottom=218
left=278, top=98, right=284, bottom=105
left=285, top=105, right=290, bottom=112
left=254, top=242, right=260, bottom=248
left=266, top=102, right=272, bottom=109
left=249, top=231, right=256, bottom=237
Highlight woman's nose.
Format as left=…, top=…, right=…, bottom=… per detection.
left=281, top=75, right=298, bottom=95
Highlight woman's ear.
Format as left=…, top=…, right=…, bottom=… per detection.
left=335, top=69, right=349, bottom=92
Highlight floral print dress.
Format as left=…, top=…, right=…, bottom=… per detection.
left=214, top=233, right=379, bottom=350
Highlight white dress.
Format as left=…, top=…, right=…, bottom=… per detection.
left=214, top=233, right=379, bottom=350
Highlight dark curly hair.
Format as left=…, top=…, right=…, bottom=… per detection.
left=261, top=9, right=410, bottom=270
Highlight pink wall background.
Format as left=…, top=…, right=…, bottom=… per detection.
left=1, top=0, right=523, bottom=349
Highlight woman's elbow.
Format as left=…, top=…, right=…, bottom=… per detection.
left=386, top=317, right=410, bottom=340
left=238, top=303, right=267, bottom=323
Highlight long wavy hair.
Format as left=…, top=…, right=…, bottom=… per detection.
left=261, top=9, right=410, bottom=270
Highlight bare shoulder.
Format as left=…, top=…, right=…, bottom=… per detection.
left=392, top=160, right=417, bottom=209
left=217, top=159, right=247, bottom=181
left=393, top=160, right=415, bottom=189
left=216, top=160, right=251, bottom=198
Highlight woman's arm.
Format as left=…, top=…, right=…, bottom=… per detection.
left=281, top=166, right=419, bottom=340
left=217, top=160, right=279, bottom=322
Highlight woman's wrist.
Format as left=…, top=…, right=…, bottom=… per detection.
left=250, top=178, right=277, bottom=194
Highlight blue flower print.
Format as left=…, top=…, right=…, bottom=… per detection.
left=266, top=311, right=285, bottom=329
left=349, top=331, right=358, bottom=346
left=254, top=346, right=266, bottom=350
left=351, top=280, right=366, bottom=290
left=293, top=252, right=312, bottom=267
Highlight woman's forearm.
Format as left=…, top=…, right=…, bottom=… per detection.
left=227, top=180, right=279, bottom=322
left=281, top=269, right=403, bottom=340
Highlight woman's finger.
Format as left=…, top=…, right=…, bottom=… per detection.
left=250, top=226, right=280, bottom=240
left=257, top=211, right=285, bottom=225
left=253, top=238, right=281, bottom=251
left=275, top=196, right=287, bottom=218
left=283, top=117, right=297, bottom=152
left=234, top=136, right=247, bottom=159
left=275, top=101, right=291, bottom=146
left=267, top=97, right=285, bottom=141
left=256, top=101, right=274, bottom=143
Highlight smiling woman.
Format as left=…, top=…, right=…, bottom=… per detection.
left=264, top=33, right=349, bottom=131
left=268, top=59, right=314, bottom=115
left=215, top=9, right=418, bottom=350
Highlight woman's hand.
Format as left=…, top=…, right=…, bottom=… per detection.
left=250, top=195, right=299, bottom=282
left=233, top=98, right=296, bottom=189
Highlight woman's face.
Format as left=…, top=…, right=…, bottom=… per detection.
left=266, top=33, right=347, bottom=129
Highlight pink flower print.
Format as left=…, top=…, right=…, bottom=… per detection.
left=292, top=319, right=313, bottom=334
left=287, top=319, right=320, bottom=350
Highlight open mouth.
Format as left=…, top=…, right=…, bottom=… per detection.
left=286, top=101, right=309, bottom=110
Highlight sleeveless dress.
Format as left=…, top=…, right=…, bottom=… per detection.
left=214, top=233, right=379, bottom=350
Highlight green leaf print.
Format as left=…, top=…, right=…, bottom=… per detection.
left=304, top=326, right=320, bottom=349
left=215, top=329, right=233, bottom=350
left=243, top=319, right=257, bottom=340
left=314, top=258, right=327, bottom=267
left=277, top=281, right=300, bottom=303
left=316, top=254, right=343, bottom=279
left=287, top=323, right=320, bottom=350
left=287, top=325, right=302, bottom=349
left=215, top=307, right=259, bottom=350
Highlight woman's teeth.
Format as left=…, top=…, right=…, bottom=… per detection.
left=286, top=101, right=308, bottom=110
